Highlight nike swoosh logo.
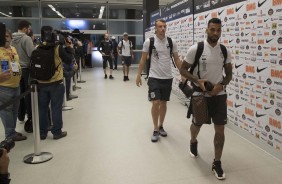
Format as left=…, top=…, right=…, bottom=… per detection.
left=250, top=83, right=255, bottom=86
left=258, top=0, right=267, bottom=7
left=263, top=87, right=268, bottom=89
left=218, top=9, right=224, bottom=15
left=257, top=67, right=268, bottom=73
left=236, top=4, right=244, bottom=12
left=256, top=112, right=266, bottom=117
left=264, top=19, right=269, bottom=22
left=251, top=20, right=256, bottom=24
left=235, top=64, right=243, bottom=69
left=264, top=107, right=271, bottom=110
left=278, top=48, right=282, bottom=51
left=194, top=16, right=198, bottom=21
left=245, top=33, right=250, bottom=36
left=229, top=40, right=234, bottom=43
left=229, top=93, right=233, bottom=96
left=266, top=39, right=273, bottom=43
left=205, top=13, right=210, bottom=19
left=235, top=104, right=243, bottom=108
left=256, top=97, right=260, bottom=99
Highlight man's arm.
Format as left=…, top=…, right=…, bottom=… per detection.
left=136, top=52, right=148, bottom=87
left=180, top=61, right=198, bottom=84
left=221, top=63, right=232, bottom=85
left=172, top=52, right=182, bottom=71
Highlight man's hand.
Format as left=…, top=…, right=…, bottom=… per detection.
left=0, top=149, right=9, bottom=174
left=0, top=70, right=11, bottom=83
left=207, top=83, right=223, bottom=96
left=77, top=40, right=82, bottom=46
left=136, top=75, right=142, bottom=87
left=73, top=63, right=78, bottom=71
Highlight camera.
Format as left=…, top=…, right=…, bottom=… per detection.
left=0, top=138, right=15, bottom=157
left=204, top=81, right=214, bottom=91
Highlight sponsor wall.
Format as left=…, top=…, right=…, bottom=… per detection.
left=146, top=0, right=282, bottom=158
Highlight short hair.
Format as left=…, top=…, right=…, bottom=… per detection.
left=28, top=29, right=34, bottom=37
left=18, top=20, right=31, bottom=30
left=154, top=19, right=166, bottom=27
left=208, top=18, right=222, bottom=26
left=6, top=29, right=12, bottom=39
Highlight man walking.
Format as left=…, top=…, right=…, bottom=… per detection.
left=136, top=19, right=182, bottom=142
left=118, top=32, right=134, bottom=81
left=98, top=33, right=114, bottom=79
left=180, top=18, right=232, bottom=180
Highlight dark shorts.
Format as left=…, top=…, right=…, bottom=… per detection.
left=147, top=77, right=173, bottom=101
left=206, top=94, right=227, bottom=125
left=121, top=56, right=132, bottom=66
left=102, top=56, right=113, bottom=69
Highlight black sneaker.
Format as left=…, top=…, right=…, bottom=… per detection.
left=190, top=141, right=198, bottom=158
left=104, top=74, right=107, bottom=79
left=151, top=131, right=159, bottom=142
left=212, top=160, right=226, bottom=180
left=53, top=131, right=67, bottom=140
left=109, top=75, right=114, bottom=79
left=159, top=126, right=167, bottom=137
left=24, top=119, right=33, bottom=133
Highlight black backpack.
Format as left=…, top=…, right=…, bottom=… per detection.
left=146, top=36, right=176, bottom=76
left=30, top=44, right=58, bottom=81
left=187, top=41, right=227, bottom=91
left=121, top=39, right=132, bottom=49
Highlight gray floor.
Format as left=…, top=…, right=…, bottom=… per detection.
left=1, top=66, right=282, bottom=184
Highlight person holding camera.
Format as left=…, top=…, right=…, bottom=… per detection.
left=0, top=149, right=10, bottom=184
left=180, top=18, right=232, bottom=180
left=36, top=26, right=74, bottom=140
left=0, top=29, right=26, bottom=141
left=98, top=33, right=114, bottom=79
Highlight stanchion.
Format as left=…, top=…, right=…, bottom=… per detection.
left=62, top=78, right=73, bottom=111
left=23, top=83, right=53, bottom=164
left=77, top=57, right=86, bottom=83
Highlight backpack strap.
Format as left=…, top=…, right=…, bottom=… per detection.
left=219, top=44, right=227, bottom=65
left=190, top=41, right=204, bottom=79
left=167, top=37, right=176, bottom=68
left=147, top=37, right=155, bottom=77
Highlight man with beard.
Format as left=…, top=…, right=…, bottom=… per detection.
left=98, top=33, right=114, bottom=79
left=180, top=18, right=232, bottom=180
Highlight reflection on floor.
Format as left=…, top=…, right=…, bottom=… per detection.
left=1, top=67, right=282, bottom=184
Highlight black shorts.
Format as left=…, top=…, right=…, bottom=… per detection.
left=121, top=56, right=132, bottom=66
left=102, top=56, right=113, bottom=69
left=206, top=94, right=227, bottom=125
left=147, top=77, right=173, bottom=101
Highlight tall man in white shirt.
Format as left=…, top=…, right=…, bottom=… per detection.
left=118, top=32, right=134, bottom=81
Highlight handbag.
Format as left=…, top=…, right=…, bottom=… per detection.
left=191, top=94, right=211, bottom=125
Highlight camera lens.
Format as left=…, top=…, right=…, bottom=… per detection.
left=204, top=81, right=214, bottom=91
left=0, top=138, right=15, bottom=157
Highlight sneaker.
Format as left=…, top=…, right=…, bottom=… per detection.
left=12, top=132, right=27, bottom=141
left=104, top=74, right=107, bottom=79
left=151, top=131, right=159, bottom=142
left=190, top=141, right=198, bottom=157
left=53, top=131, right=67, bottom=140
left=159, top=126, right=167, bottom=137
left=123, top=76, right=126, bottom=81
left=212, top=160, right=226, bottom=180
left=24, top=119, right=33, bottom=133
left=109, top=75, right=114, bottom=79
left=40, top=135, right=47, bottom=140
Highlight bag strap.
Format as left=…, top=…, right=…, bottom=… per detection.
left=190, top=41, right=204, bottom=79
left=167, top=37, right=176, bottom=68
left=219, top=43, right=227, bottom=66
left=147, top=37, right=155, bottom=77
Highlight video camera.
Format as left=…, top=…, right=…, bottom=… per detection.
left=55, top=30, right=79, bottom=46
left=0, top=138, right=15, bottom=157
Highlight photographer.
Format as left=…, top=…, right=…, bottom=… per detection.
left=35, top=26, right=74, bottom=140
left=0, top=149, right=10, bottom=184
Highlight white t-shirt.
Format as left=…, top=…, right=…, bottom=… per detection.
left=186, top=40, right=232, bottom=95
left=142, top=35, right=178, bottom=79
left=118, top=40, right=133, bottom=56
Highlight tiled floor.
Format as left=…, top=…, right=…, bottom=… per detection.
left=1, top=66, right=282, bottom=184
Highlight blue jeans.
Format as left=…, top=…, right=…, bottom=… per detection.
left=0, top=86, right=20, bottom=138
left=38, top=83, right=64, bottom=136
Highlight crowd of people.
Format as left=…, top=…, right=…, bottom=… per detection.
left=0, top=17, right=232, bottom=182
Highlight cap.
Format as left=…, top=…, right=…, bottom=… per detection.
left=111, top=36, right=115, bottom=39
left=123, top=32, right=128, bottom=36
